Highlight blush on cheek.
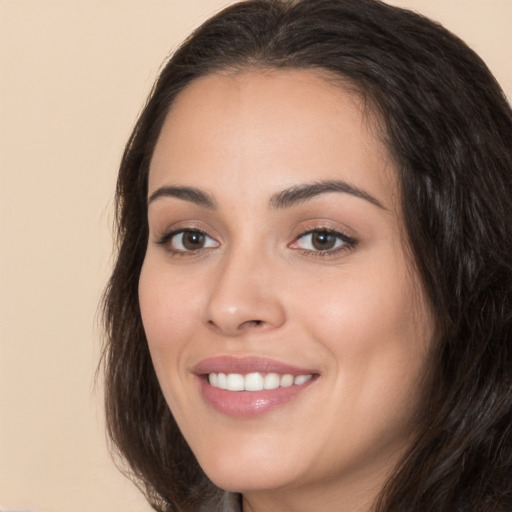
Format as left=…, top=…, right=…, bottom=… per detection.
left=139, top=262, right=183, bottom=340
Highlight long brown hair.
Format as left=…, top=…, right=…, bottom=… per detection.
left=102, top=1, right=512, bottom=510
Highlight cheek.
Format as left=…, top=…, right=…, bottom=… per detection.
left=138, top=258, right=202, bottom=382
left=297, top=262, right=426, bottom=351
left=293, top=254, right=432, bottom=408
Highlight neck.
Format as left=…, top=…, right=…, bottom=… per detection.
left=240, top=453, right=399, bottom=512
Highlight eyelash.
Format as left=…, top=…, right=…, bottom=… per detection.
left=155, top=226, right=358, bottom=258
left=155, top=228, right=218, bottom=256
left=292, top=227, right=358, bottom=258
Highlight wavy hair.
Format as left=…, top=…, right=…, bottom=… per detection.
left=102, top=1, right=512, bottom=510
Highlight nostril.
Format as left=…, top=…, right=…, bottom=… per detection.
left=205, top=318, right=265, bottom=335
left=243, top=319, right=264, bottom=329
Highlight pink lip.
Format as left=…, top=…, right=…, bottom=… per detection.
left=193, top=356, right=315, bottom=376
left=193, top=356, right=318, bottom=418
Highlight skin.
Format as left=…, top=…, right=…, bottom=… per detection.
left=139, top=69, right=435, bottom=512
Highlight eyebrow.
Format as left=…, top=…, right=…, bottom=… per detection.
left=269, top=180, right=387, bottom=210
left=148, top=186, right=217, bottom=209
left=147, top=179, right=386, bottom=211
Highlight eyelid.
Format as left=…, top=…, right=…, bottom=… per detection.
left=155, top=226, right=220, bottom=255
left=288, top=225, right=358, bottom=257
left=152, top=221, right=357, bottom=258
left=153, top=219, right=216, bottom=244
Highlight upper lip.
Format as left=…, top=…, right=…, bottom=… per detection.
left=193, top=356, right=316, bottom=376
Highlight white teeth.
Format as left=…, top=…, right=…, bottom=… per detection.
left=217, top=372, right=227, bottom=389
left=280, top=374, right=294, bottom=387
left=245, top=372, right=264, bottom=391
left=226, top=373, right=245, bottom=391
left=264, top=373, right=280, bottom=390
left=208, top=373, right=218, bottom=387
left=294, top=374, right=312, bottom=385
left=207, top=372, right=313, bottom=391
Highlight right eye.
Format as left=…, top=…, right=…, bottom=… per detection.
left=158, top=229, right=219, bottom=253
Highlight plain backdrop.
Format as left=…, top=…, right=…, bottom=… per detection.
left=1, top=1, right=511, bottom=511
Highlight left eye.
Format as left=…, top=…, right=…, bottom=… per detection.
left=293, top=230, right=351, bottom=252
left=168, top=230, right=219, bottom=252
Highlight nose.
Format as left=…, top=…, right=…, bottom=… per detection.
left=202, top=248, right=286, bottom=337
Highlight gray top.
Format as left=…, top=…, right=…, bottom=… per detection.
left=199, top=492, right=241, bottom=512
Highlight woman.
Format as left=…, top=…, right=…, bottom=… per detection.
left=102, top=0, right=512, bottom=511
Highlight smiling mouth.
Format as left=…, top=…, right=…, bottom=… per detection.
left=194, top=356, right=318, bottom=416
left=208, top=372, right=313, bottom=391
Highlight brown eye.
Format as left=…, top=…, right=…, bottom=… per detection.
left=311, top=231, right=338, bottom=251
left=181, top=230, right=206, bottom=250
left=166, top=229, right=219, bottom=252
left=291, top=228, right=356, bottom=255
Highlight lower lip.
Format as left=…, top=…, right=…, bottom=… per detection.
left=198, top=377, right=315, bottom=418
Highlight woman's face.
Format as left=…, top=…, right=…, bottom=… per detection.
left=139, top=70, right=434, bottom=509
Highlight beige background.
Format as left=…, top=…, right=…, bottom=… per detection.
left=1, top=1, right=510, bottom=511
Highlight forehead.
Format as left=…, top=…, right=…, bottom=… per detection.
left=149, top=69, right=397, bottom=209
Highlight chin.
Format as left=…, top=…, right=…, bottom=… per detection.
left=207, top=470, right=291, bottom=494
left=196, top=447, right=300, bottom=493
